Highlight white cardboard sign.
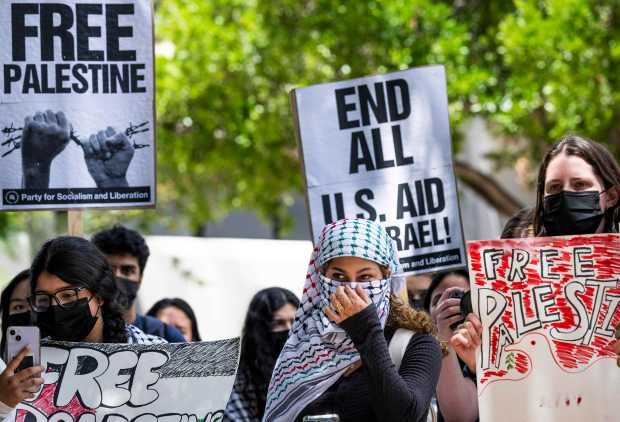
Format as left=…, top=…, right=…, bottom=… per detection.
left=11, top=339, right=240, bottom=422
left=0, top=0, right=156, bottom=210
left=468, top=235, right=620, bottom=422
left=293, top=65, right=465, bottom=274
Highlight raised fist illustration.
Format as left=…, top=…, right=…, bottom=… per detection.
left=21, top=110, right=71, bottom=188
left=82, top=127, right=134, bottom=188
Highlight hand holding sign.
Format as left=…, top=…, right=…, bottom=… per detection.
left=0, top=347, right=44, bottom=407
left=21, top=110, right=71, bottom=189
left=82, top=127, right=134, bottom=188
left=450, top=313, right=482, bottom=374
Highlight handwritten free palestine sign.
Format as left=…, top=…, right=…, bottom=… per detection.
left=468, top=234, right=620, bottom=422
left=293, top=65, right=465, bottom=275
left=12, top=339, right=239, bottom=422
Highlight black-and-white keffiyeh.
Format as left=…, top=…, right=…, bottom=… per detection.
left=126, top=324, right=167, bottom=345
left=225, top=369, right=263, bottom=421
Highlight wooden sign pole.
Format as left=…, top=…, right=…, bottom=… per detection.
left=67, top=210, right=85, bottom=237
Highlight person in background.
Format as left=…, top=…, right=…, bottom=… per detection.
left=225, top=287, right=300, bottom=421
left=147, top=298, right=202, bottom=342
left=92, top=225, right=185, bottom=343
left=500, top=207, right=535, bottom=239
left=0, top=270, right=43, bottom=418
left=0, top=270, right=32, bottom=353
left=453, top=135, right=620, bottom=372
left=264, top=219, right=442, bottom=422
left=29, top=236, right=166, bottom=345
left=424, top=270, right=478, bottom=422
left=407, top=274, right=432, bottom=310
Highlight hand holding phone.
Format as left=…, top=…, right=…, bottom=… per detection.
left=6, top=326, right=40, bottom=372
left=0, top=347, right=44, bottom=407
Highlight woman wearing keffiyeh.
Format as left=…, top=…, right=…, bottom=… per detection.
left=263, top=219, right=442, bottom=422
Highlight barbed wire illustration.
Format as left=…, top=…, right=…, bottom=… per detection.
left=1, top=123, right=23, bottom=157
left=1, top=121, right=150, bottom=158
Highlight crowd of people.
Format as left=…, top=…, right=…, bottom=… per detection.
left=0, top=135, right=618, bottom=421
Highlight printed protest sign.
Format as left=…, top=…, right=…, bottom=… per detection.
left=292, top=65, right=465, bottom=274
left=468, top=234, right=620, bottom=421
left=12, top=339, right=239, bottom=422
left=0, top=0, right=156, bottom=210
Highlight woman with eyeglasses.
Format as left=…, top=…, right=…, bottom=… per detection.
left=29, top=236, right=165, bottom=345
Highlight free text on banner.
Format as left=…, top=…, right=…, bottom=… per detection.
left=468, top=234, right=620, bottom=422
left=11, top=339, right=240, bottom=422
left=0, top=0, right=156, bottom=210
left=292, top=65, right=465, bottom=275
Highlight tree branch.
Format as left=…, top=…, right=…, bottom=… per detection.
left=454, top=160, right=525, bottom=217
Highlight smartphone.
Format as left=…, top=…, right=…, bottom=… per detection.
left=6, top=326, right=40, bottom=372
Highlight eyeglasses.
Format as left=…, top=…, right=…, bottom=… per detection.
left=29, top=287, right=91, bottom=312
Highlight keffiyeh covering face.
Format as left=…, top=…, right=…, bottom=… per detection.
left=263, top=219, right=403, bottom=421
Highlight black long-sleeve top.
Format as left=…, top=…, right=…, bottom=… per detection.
left=296, top=304, right=442, bottom=422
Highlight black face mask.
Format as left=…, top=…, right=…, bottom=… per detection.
left=117, top=277, right=140, bottom=308
left=271, top=330, right=289, bottom=355
left=5, top=311, right=32, bottom=328
left=36, top=298, right=98, bottom=342
left=542, top=191, right=606, bottom=236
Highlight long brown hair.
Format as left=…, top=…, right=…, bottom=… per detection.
left=533, top=135, right=620, bottom=235
left=387, top=294, right=434, bottom=334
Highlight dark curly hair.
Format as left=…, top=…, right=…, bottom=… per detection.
left=0, top=269, right=31, bottom=353
left=238, top=287, right=300, bottom=419
left=147, top=298, right=202, bottom=341
left=30, top=236, right=128, bottom=343
left=92, top=225, right=150, bottom=274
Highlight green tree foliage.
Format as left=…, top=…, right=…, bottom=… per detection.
left=3, top=0, right=620, bottom=239
left=154, top=0, right=501, bottom=232
left=491, top=0, right=620, bottom=160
